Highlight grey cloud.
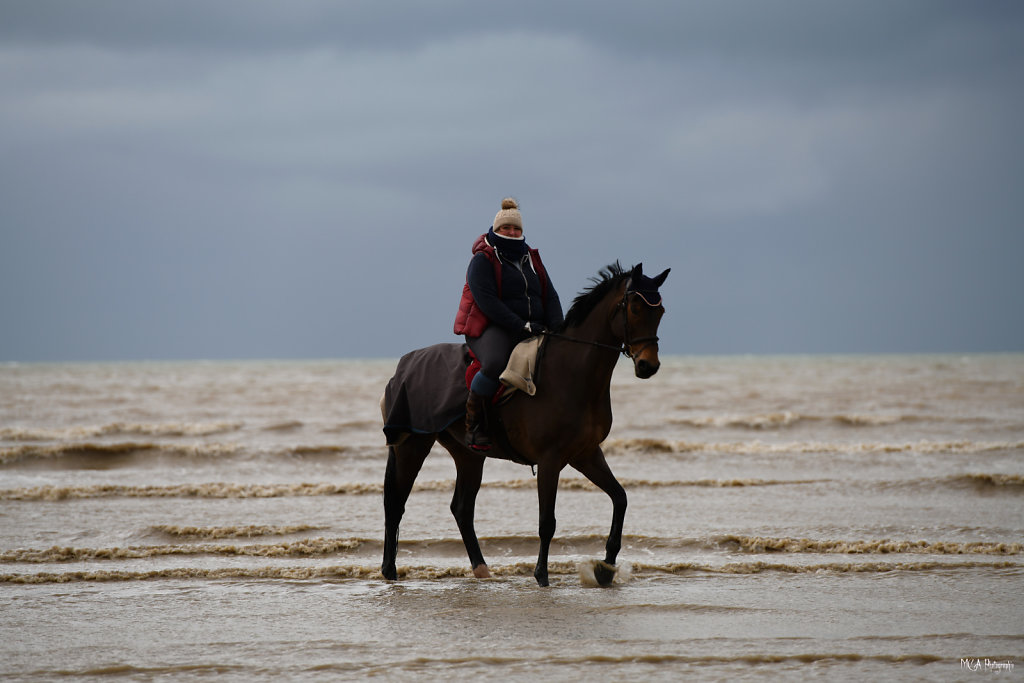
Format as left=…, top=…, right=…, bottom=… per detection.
left=1, top=1, right=1022, bottom=360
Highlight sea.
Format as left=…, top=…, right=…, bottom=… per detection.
left=1, top=354, right=1021, bottom=681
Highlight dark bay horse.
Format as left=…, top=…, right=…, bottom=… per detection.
left=381, top=262, right=669, bottom=586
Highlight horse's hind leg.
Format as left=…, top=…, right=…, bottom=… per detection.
left=381, top=434, right=433, bottom=580
left=438, top=433, right=490, bottom=578
left=570, top=446, right=627, bottom=586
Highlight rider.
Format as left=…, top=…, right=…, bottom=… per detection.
left=454, top=197, right=564, bottom=450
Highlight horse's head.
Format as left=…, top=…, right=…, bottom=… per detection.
left=618, top=263, right=670, bottom=379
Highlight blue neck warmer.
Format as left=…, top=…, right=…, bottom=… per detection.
left=487, top=227, right=528, bottom=259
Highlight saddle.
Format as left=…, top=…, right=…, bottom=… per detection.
left=465, top=335, right=545, bottom=402
left=464, top=336, right=546, bottom=469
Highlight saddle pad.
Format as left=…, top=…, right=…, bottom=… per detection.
left=499, top=335, right=543, bottom=396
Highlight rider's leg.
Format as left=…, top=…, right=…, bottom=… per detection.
left=465, top=371, right=500, bottom=450
left=464, top=327, right=516, bottom=450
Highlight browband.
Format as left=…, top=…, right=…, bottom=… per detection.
left=624, top=277, right=663, bottom=307
left=634, top=290, right=662, bottom=307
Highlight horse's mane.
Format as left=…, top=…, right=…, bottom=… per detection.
left=559, top=261, right=630, bottom=331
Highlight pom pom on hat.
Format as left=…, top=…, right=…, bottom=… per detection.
left=492, top=197, right=523, bottom=230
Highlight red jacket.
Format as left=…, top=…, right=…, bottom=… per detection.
left=454, top=234, right=550, bottom=337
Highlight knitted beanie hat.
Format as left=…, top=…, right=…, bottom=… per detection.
left=492, top=197, right=523, bottom=231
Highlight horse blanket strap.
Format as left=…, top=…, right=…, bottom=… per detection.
left=382, top=343, right=471, bottom=446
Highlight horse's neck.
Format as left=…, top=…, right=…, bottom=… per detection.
left=557, top=301, right=621, bottom=396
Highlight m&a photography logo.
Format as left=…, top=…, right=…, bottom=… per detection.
left=961, top=658, right=1015, bottom=673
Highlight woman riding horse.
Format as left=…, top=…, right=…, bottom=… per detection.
left=453, top=197, right=564, bottom=450
left=383, top=261, right=669, bottom=586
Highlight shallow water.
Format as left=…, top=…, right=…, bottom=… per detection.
left=2, top=355, right=1022, bottom=680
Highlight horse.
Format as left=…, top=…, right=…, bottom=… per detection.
left=381, top=262, right=669, bottom=586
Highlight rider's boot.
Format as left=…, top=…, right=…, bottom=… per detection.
left=464, top=391, right=491, bottom=451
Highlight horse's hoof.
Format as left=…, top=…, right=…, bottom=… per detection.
left=381, top=565, right=397, bottom=581
left=534, top=569, right=549, bottom=587
left=593, top=560, right=617, bottom=587
left=472, top=564, right=491, bottom=579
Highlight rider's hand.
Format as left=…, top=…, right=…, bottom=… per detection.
left=524, top=322, right=548, bottom=336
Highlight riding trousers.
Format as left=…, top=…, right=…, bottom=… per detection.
left=465, top=325, right=519, bottom=396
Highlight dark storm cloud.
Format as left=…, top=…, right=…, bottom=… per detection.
left=1, top=1, right=1013, bottom=61
left=1, top=1, right=1022, bottom=360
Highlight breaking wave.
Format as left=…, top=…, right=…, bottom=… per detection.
left=285, top=445, right=351, bottom=457
left=632, top=560, right=1021, bottom=575
left=0, top=482, right=382, bottom=500
left=0, top=477, right=826, bottom=501
left=0, top=442, right=243, bottom=465
left=947, top=473, right=1024, bottom=488
left=0, top=564, right=485, bottom=584
left=602, top=437, right=1024, bottom=456
left=7, top=437, right=1018, bottom=467
left=3, top=471, right=1020, bottom=500
left=5, top=533, right=1019, bottom=566
left=0, top=422, right=243, bottom=441
left=324, top=420, right=377, bottom=432
left=2, top=559, right=1018, bottom=584
left=0, top=538, right=364, bottom=563
left=263, top=421, right=304, bottom=432
left=489, top=477, right=825, bottom=490
left=666, top=412, right=991, bottom=430
left=718, top=535, right=1023, bottom=555
left=0, top=442, right=356, bottom=466
left=152, top=524, right=325, bottom=539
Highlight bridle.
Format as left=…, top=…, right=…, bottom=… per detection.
left=545, top=278, right=661, bottom=360
left=617, top=277, right=661, bottom=360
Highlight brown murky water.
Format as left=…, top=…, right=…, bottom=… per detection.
left=2, top=355, right=1022, bottom=680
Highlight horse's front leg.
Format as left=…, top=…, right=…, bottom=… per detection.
left=534, top=463, right=560, bottom=587
left=570, top=446, right=627, bottom=586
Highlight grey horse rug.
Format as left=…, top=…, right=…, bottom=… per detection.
left=381, top=343, right=472, bottom=446
left=380, top=339, right=545, bottom=446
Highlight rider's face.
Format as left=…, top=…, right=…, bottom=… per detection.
left=495, top=224, right=523, bottom=238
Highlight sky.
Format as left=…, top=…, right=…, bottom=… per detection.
left=1, top=1, right=1022, bottom=361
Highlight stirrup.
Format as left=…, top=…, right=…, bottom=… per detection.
left=465, top=428, right=491, bottom=451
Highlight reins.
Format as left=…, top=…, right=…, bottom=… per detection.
left=543, top=330, right=628, bottom=355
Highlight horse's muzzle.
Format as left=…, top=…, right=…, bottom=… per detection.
left=634, top=358, right=660, bottom=379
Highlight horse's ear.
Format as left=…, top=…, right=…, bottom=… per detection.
left=630, top=263, right=643, bottom=279
left=653, top=268, right=670, bottom=287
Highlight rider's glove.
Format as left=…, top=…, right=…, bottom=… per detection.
left=524, top=322, right=548, bottom=336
